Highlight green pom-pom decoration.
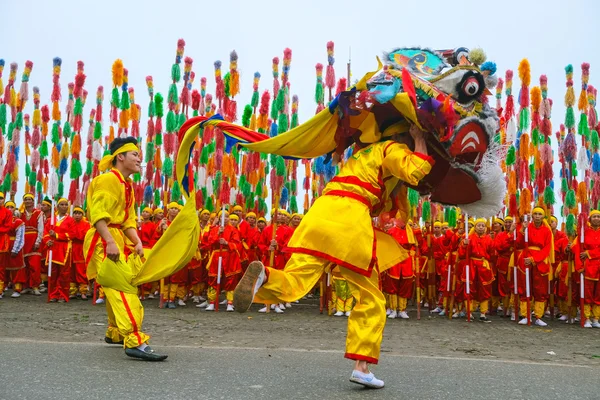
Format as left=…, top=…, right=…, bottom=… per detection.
left=205, top=195, right=214, bottom=212
left=444, top=207, right=450, bottom=222
left=0, top=104, right=6, bottom=127
left=111, top=87, right=120, bottom=107
left=133, top=172, right=141, bottom=183
left=148, top=100, right=155, bottom=118
left=255, top=179, right=263, bottom=197
left=561, top=177, right=568, bottom=194
left=171, top=64, right=181, bottom=83
left=63, top=121, right=72, bottom=139
left=25, top=163, right=31, bottom=177
left=28, top=170, right=36, bottom=187
left=171, top=181, right=181, bottom=201
left=275, top=156, right=286, bottom=176
left=7, top=122, right=13, bottom=140
left=2, top=173, right=11, bottom=193
left=94, top=122, right=102, bottom=140
left=291, top=179, right=297, bottom=193
left=277, top=113, right=289, bottom=134
left=565, top=189, right=576, bottom=209
left=120, top=90, right=130, bottom=110
left=531, top=128, right=539, bottom=146
left=494, top=133, right=501, bottom=144
left=543, top=185, right=555, bottom=206
left=51, top=123, right=60, bottom=145
left=85, top=160, right=93, bottom=176
left=251, top=91, right=259, bottom=108
left=154, top=189, right=161, bottom=206
left=291, top=113, right=299, bottom=129
left=155, top=93, right=164, bottom=119
left=572, top=161, right=578, bottom=177
left=200, top=146, right=209, bottom=165
left=565, top=107, right=575, bottom=129
left=36, top=181, right=42, bottom=193
left=242, top=105, right=252, bottom=128
left=275, top=89, right=285, bottom=113
left=315, top=82, right=324, bottom=105
left=162, top=157, right=173, bottom=177
left=245, top=195, right=254, bottom=211
left=566, top=213, right=576, bottom=237
left=578, top=113, right=590, bottom=139
left=155, top=133, right=162, bottom=146
left=519, top=108, right=530, bottom=131
left=422, top=201, right=431, bottom=222
left=290, top=196, right=298, bottom=213
left=224, top=73, right=231, bottom=98
left=592, top=130, right=600, bottom=152
left=448, top=207, right=457, bottom=228
left=529, top=163, right=535, bottom=180
left=505, top=146, right=516, bottom=166
left=69, top=159, right=82, bottom=179
left=177, top=113, right=186, bottom=130
left=74, top=98, right=84, bottom=116
left=168, top=84, right=178, bottom=106
left=57, top=181, right=64, bottom=198
left=408, top=188, right=419, bottom=208
left=166, top=110, right=177, bottom=133
left=15, top=112, right=23, bottom=129
left=40, top=140, right=49, bottom=158
left=145, top=142, right=155, bottom=163
left=232, top=145, right=240, bottom=164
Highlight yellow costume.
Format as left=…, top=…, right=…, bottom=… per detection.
left=84, top=168, right=199, bottom=348
left=254, top=140, right=433, bottom=363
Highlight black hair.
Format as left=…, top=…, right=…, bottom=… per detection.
left=110, top=136, right=139, bottom=166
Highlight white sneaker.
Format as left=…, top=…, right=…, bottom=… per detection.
left=21, top=288, right=31, bottom=295
left=349, top=370, right=384, bottom=389
left=386, top=308, right=392, bottom=316
left=535, top=318, right=548, bottom=327
left=258, top=306, right=267, bottom=313
left=387, top=311, right=397, bottom=319
left=452, top=312, right=460, bottom=318
left=398, top=311, right=409, bottom=319
left=147, top=294, right=155, bottom=299
left=558, top=314, right=568, bottom=321
left=33, top=289, right=41, bottom=296
left=226, top=304, right=234, bottom=312
left=177, top=299, right=186, bottom=307
left=584, top=319, right=592, bottom=328
left=220, top=299, right=228, bottom=305
left=0, top=293, right=3, bottom=299
left=294, top=300, right=299, bottom=304
left=196, top=301, right=208, bottom=308
left=205, top=303, right=215, bottom=311
left=510, top=312, right=516, bottom=321
left=279, top=303, right=286, bottom=310
left=432, top=306, right=442, bottom=313
left=545, top=310, right=551, bottom=317
left=592, top=320, right=600, bottom=328
left=497, top=305, right=503, bottom=313
left=423, top=302, right=429, bottom=308
left=95, top=298, right=105, bottom=304
left=198, top=295, right=206, bottom=301
left=334, top=311, right=344, bottom=317
left=518, top=318, right=528, bottom=325
left=11, top=292, right=20, bottom=298
left=39, top=287, right=47, bottom=293
left=192, top=296, right=200, bottom=303
left=345, top=311, right=351, bottom=317
left=274, top=306, right=284, bottom=314
left=270, top=304, right=276, bottom=310
left=285, top=302, right=292, bottom=308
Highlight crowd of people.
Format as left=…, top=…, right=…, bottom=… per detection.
left=1, top=191, right=599, bottom=329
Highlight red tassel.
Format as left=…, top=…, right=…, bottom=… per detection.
left=401, top=68, right=417, bottom=107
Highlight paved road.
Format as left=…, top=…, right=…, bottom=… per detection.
left=0, top=338, right=596, bottom=400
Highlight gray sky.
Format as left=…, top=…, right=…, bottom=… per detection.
left=1, top=0, right=599, bottom=213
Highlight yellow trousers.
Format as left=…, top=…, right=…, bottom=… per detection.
left=103, top=287, right=150, bottom=348
left=256, top=253, right=386, bottom=364
left=398, top=297, right=408, bottom=311
left=520, top=300, right=545, bottom=319
left=70, top=282, right=88, bottom=296
left=161, top=283, right=179, bottom=301
left=207, top=287, right=233, bottom=303
left=583, top=304, right=600, bottom=319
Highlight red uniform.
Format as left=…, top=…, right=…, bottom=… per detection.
left=0, top=205, right=13, bottom=293
left=553, top=229, right=575, bottom=305
left=138, top=220, right=156, bottom=249
left=205, top=224, right=242, bottom=291
left=8, top=218, right=26, bottom=288
left=258, top=224, right=293, bottom=270
left=386, top=226, right=415, bottom=299
left=573, top=226, right=600, bottom=307
left=22, top=209, right=43, bottom=290
left=70, top=217, right=91, bottom=295
left=515, top=223, right=553, bottom=301
left=459, top=232, right=494, bottom=304
left=43, top=214, right=75, bottom=301
left=493, top=230, right=513, bottom=299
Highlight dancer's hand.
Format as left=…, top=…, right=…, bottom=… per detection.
left=580, top=252, right=589, bottom=261
left=49, top=230, right=56, bottom=238
left=219, top=238, right=228, bottom=245
left=106, top=241, right=120, bottom=262
left=524, top=257, right=533, bottom=266
left=47, top=240, right=54, bottom=247
left=134, top=241, right=144, bottom=258
left=409, top=124, right=428, bottom=155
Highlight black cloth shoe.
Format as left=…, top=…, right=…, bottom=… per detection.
left=104, top=337, right=124, bottom=345
left=479, top=315, right=491, bottom=323
left=125, top=346, right=168, bottom=361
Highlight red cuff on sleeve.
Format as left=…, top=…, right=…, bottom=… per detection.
left=412, top=152, right=435, bottom=166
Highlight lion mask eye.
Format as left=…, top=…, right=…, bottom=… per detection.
left=430, top=69, right=486, bottom=105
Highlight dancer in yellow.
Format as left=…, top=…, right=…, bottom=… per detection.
left=84, top=137, right=199, bottom=361
left=234, top=125, right=432, bottom=388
